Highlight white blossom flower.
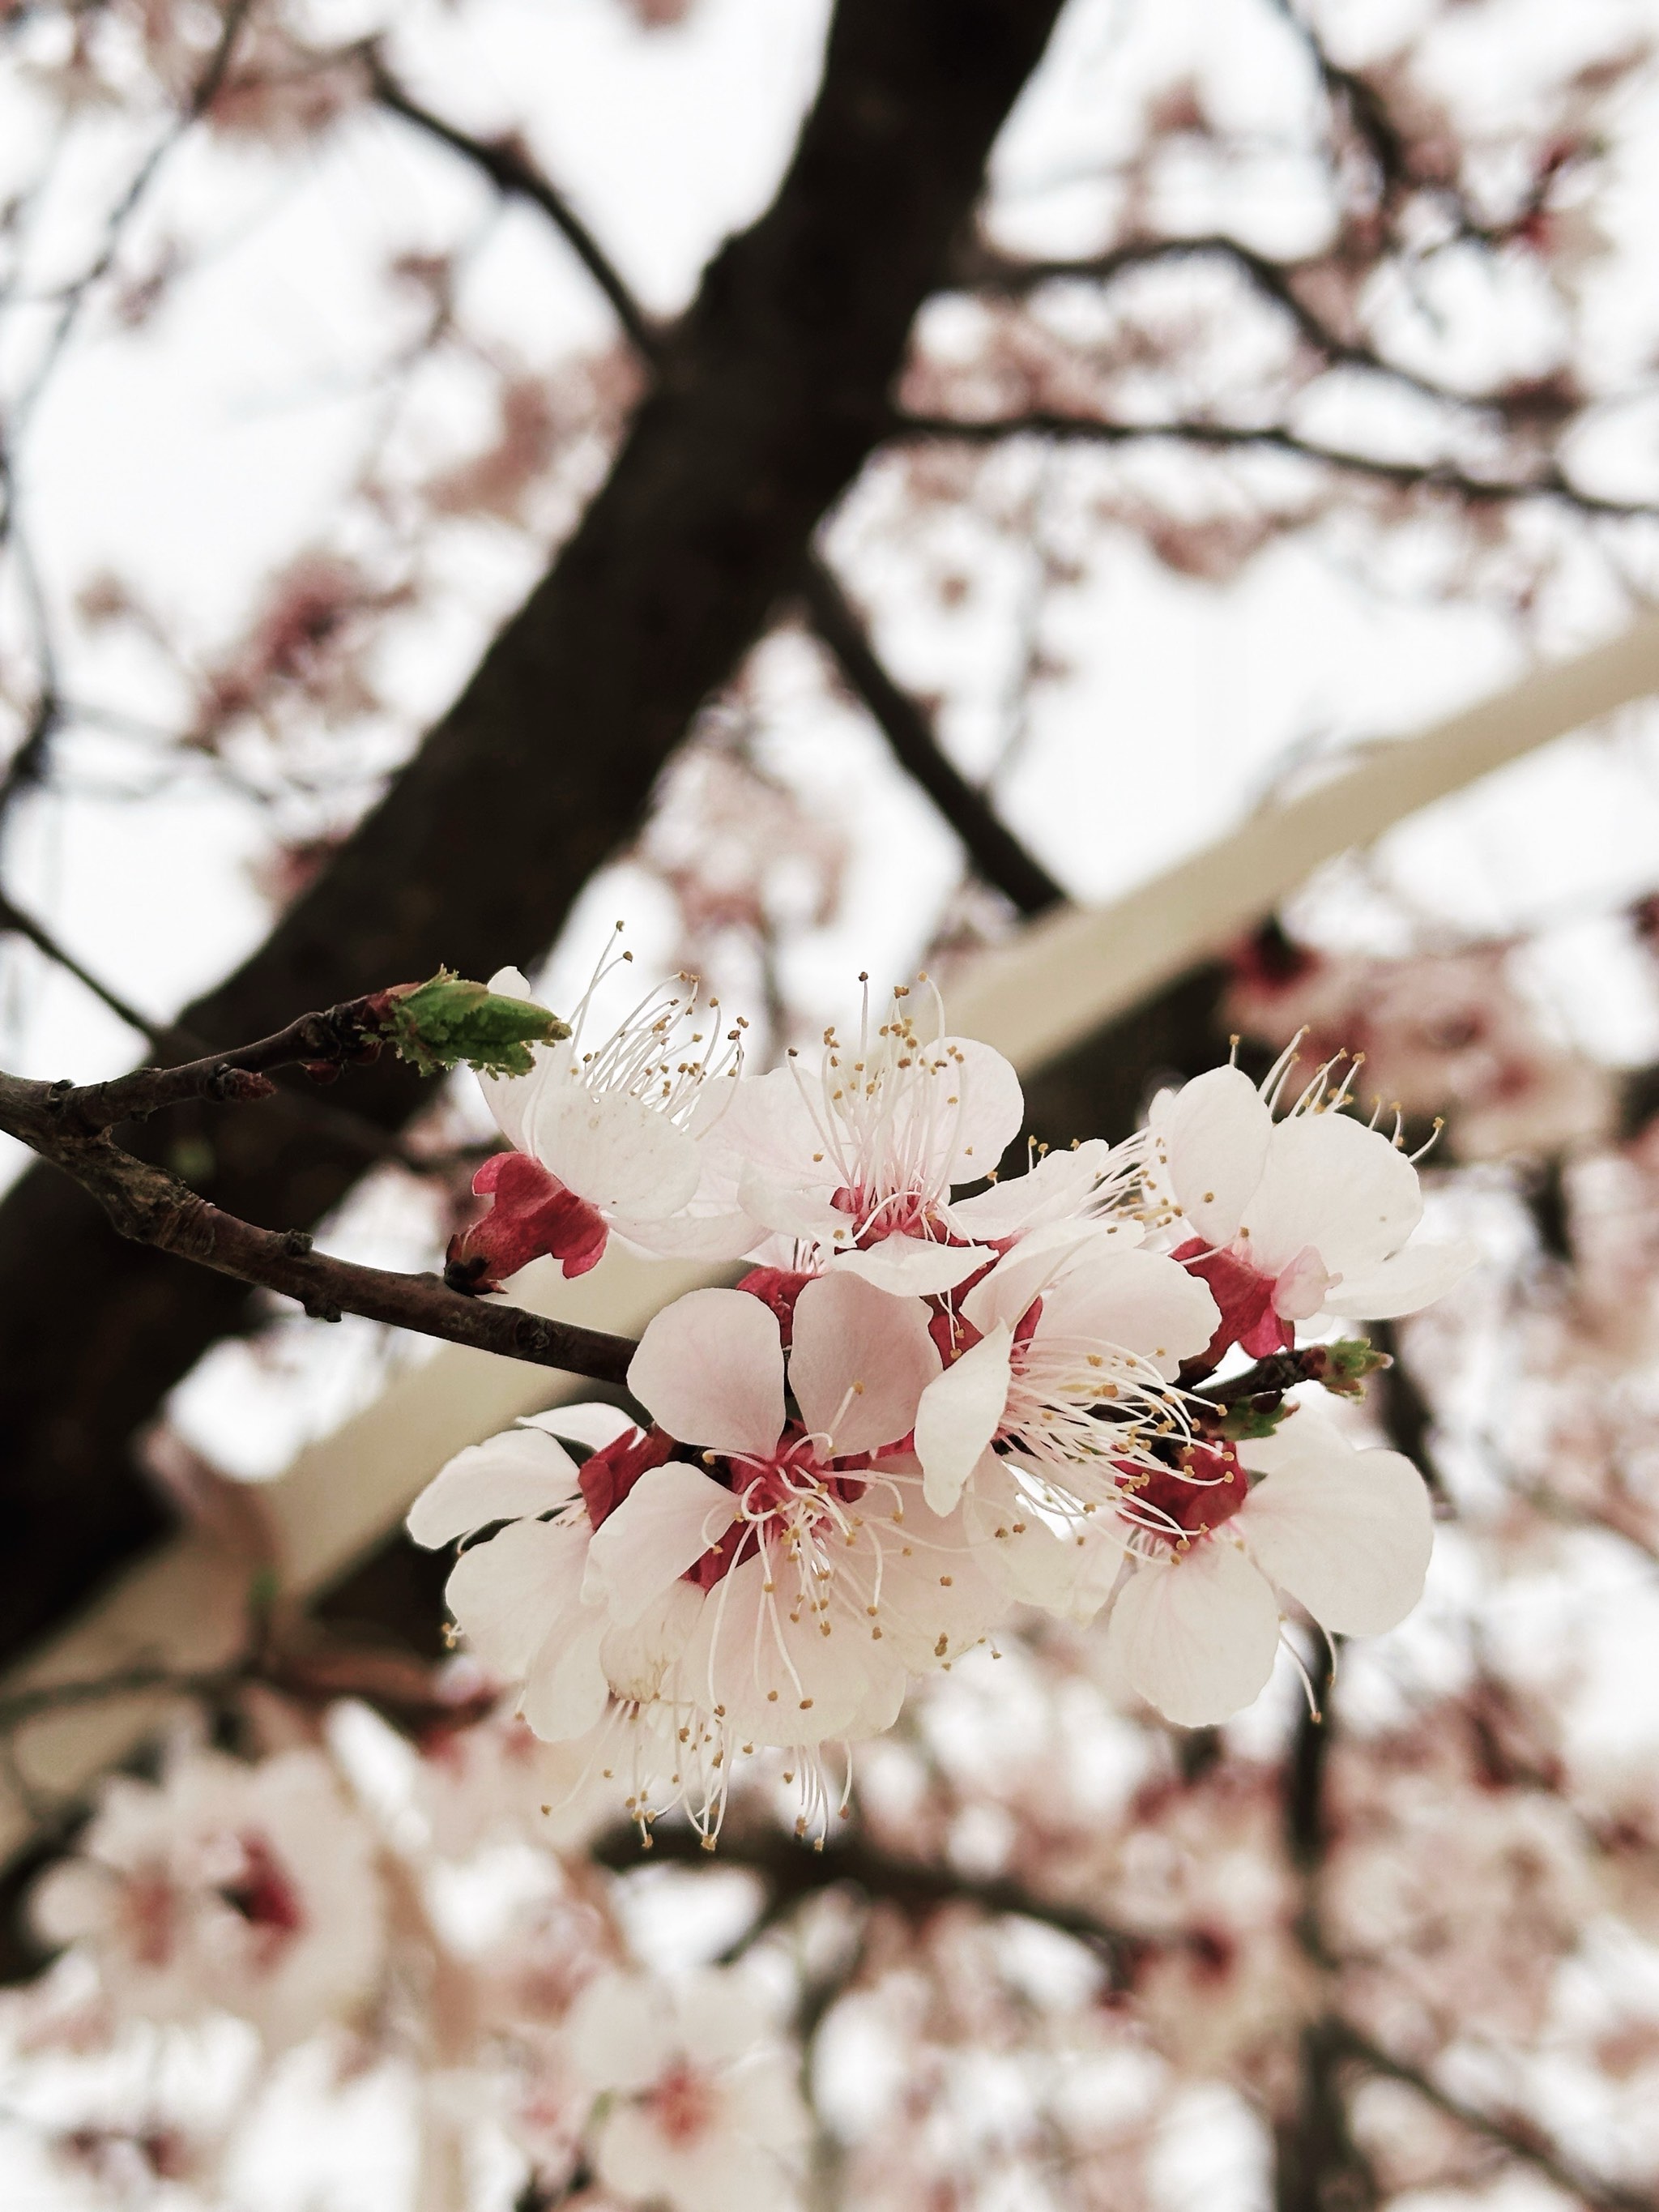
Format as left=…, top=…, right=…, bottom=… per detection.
left=1103, top=1399, right=1435, bottom=1725
left=407, top=1407, right=698, bottom=1751
left=714, top=978, right=1107, bottom=1293
left=1144, top=1059, right=1476, bottom=1364
left=594, top=1273, right=1004, bottom=1766
left=449, top=940, right=754, bottom=1292
left=567, top=1968, right=808, bottom=2212
left=31, top=1747, right=385, bottom=2047
left=912, top=1223, right=1219, bottom=1518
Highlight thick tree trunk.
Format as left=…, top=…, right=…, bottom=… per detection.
left=0, top=0, right=1067, bottom=1663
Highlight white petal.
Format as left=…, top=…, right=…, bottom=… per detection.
left=476, top=969, right=542, bottom=1150
left=444, top=1516, right=588, bottom=1677
left=914, top=1326, right=1013, bottom=1514
left=519, top=1606, right=611, bottom=1741
left=947, top=1140, right=1124, bottom=1240
left=676, top=2133, right=784, bottom=2212
left=678, top=1552, right=898, bottom=1747
left=519, top=1402, right=636, bottom=1450
left=1320, top=1237, right=1478, bottom=1319
left=567, top=1971, right=676, bottom=2092
left=830, top=1236, right=992, bottom=1296
left=722, top=2052, right=812, bottom=2150
left=1038, top=1245, right=1220, bottom=1379
left=789, top=1273, right=940, bottom=1456
left=837, top=1475, right=1010, bottom=1669
left=615, top=1206, right=763, bottom=1263
left=582, top=1464, right=743, bottom=1624
left=1106, top=1541, right=1282, bottom=1726
left=1243, top=1112, right=1422, bottom=1279
left=714, top=1064, right=828, bottom=1187
left=737, top=1164, right=854, bottom=1249
left=525, top=1056, right=702, bottom=1218
left=599, top=1580, right=703, bottom=1703
left=1148, top=1064, right=1272, bottom=1246
left=628, top=1288, right=785, bottom=1457
left=407, top=1429, right=580, bottom=1548
left=958, top=1221, right=1102, bottom=1335
left=962, top=1458, right=1123, bottom=1621
left=1236, top=1442, right=1432, bottom=1636
left=593, top=2110, right=689, bottom=2211
left=936, top=1036, right=1024, bottom=1185
left=672, top=1971, right=770, bottom=2064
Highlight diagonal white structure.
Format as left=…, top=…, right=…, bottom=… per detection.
left=5, top=613, right=1659, bottom=1870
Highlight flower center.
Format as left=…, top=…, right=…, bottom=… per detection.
left=217, top=1833, right=305, bottom=1966
left=648, top=2060, right=717, bottom=2146
left=1124, top=1441, right=1249, bottom=1541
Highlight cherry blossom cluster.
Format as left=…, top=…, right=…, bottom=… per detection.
left=15, top=1728, right=807, bottom=2212
left=415, top=953, right=1473, bottom=1839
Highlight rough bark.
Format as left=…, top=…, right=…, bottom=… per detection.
left=0, top=0, right=1068, bottom=1663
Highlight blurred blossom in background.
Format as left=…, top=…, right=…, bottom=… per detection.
left=8, top=0, right=1659, bottom=2206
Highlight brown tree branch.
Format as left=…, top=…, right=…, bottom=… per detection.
left=0, top=1062, right=636, bottom=1384
left=370, top=53, right=1066, bottom=924
left=799, top=554, right=1065, bottom=916
left=595, top=1819, right=1145, bottom=1992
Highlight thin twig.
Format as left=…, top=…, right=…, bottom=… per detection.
left=365, top=51, right=662, bottom=361
left=1333, top=2019, right=1659, bottom=2212
left=800, top=554, right=1065, bottom=918
left=893, top=412, right=1659, bottom=521
left=961, top=233, right=1548, bottom=418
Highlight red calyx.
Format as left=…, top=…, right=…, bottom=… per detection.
left=1130, top=1440, right=1250, bottom=1539
left=446, top=1151, right=608, bottom=1295
left=579, top=1424, right=674, bottom=1531
left=736, top=1266, right=813, bottom=1345
left=1173, top=1237, right=1294, bottom=1367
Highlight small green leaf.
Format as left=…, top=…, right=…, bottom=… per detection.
left=385, top=969, right=570, bottom=1078
left=1307, top=1337, right=1391, bottom=1399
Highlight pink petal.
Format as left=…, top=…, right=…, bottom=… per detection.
left=628, top=1288, right=786, bottom=1458
left=914, top=1325, right=1013, bottom=1514
left=582, top=1463, right=744, bottom=1624
left=1320, top=1237, right=1478, bottom=1319
left=1039, top=1246, right=1221, bottom=1379
left=830, top=1236, right=992, bottom=1296
left=444, top=1516, right=589, bottom=1677
left=1147, top=1065, right=1271, bottom=1246
left=407, top=1429, right=581, bottom=1548
left=1106, top=1540, right=1282, bottom=1726
left=790, top=1271, right=941, bottom=1457
left=1237, top=1430, right=1432, bottom=1635
left=1243, top=1112, right=1422, bottom=1279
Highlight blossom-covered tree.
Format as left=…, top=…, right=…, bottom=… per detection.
left=2, top=1, right=1659, bottom=2207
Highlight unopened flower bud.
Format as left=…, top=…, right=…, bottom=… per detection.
left=376, top=969, right=569, bottom=1079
